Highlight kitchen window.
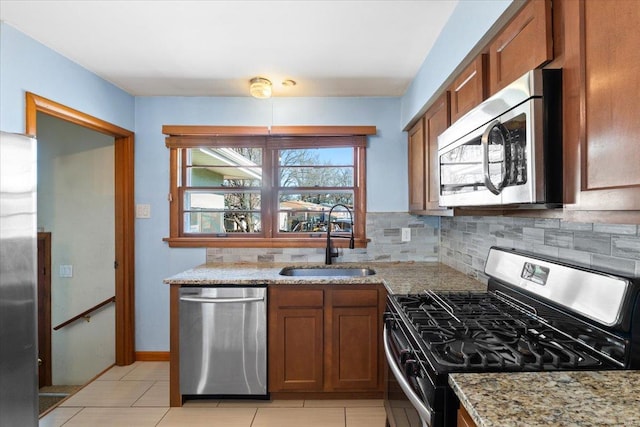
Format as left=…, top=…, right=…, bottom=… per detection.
left=163, top=126, right=374, bottom=248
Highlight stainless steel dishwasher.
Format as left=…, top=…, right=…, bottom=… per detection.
left=179, top=285, right=267, bottom=398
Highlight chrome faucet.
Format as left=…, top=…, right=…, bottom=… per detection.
left=325, top=204, right=355, bottom=265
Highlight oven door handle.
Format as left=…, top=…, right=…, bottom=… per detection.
left=383, top=325, right=432, bottom=427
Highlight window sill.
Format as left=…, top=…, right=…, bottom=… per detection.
left=163, top=236, right=369, bottom=249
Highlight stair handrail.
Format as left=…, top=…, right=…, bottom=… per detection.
left=53, top=296, right=116, bottom=331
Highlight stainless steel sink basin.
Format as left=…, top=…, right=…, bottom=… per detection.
left=279, top=267, right=376, bottom=277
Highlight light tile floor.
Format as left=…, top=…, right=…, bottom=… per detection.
left=39, top=361, right=387, bottom=427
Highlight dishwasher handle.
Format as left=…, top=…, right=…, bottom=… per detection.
left=179, top=296, right=264, bottom=304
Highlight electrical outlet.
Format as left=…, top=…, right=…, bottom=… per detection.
left=401, top=228, right=411, bottom=242
left=59, top=265, right=73, bottom=278
left=136, top=204, right=151, bottom=218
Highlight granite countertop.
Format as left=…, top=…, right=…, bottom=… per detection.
left=450, top=370, right=640, bottom=427
left=163, top=261, right=487, bottom=294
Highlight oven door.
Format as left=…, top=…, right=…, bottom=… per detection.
left=384, top=321, right=436, bottom=427
left=437, top=98, right=542, bottom=207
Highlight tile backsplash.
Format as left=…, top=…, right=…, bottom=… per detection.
left=440, top=216, right=640, bottom=282
left=206, top=213, right=440, bottom=264
left=205, top=213, right=640, bottom=281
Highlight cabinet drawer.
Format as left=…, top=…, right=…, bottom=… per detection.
left=271, top=288, right=323, bottom=308
left=331, top=289, right=378, bottom=307
left=488, top=0, right=552, bottom=95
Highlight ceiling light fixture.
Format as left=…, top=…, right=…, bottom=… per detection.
left=249, top=77, right=272, bottom=99
left=282, top=79, right=297, bottom=87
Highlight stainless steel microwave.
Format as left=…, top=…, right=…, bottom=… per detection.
left=437, top=69, right=562, bottom=208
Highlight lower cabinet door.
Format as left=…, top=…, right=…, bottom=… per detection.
left=329, top=306, right=379, bottom=390
left=268, top=286, right=383, bottom=394
left=269, top=307, right=324, bottom=391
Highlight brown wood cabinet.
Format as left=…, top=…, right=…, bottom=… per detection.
left=407, top=0, right=640, bottom=221
left=457, top=404, right=477, bottom=427
left=449, top=55, right=487, bottom=124
left=268, top=285, right=385, bottom=397
left=488, top=0, right=552, bottom=95
left=562, top=0, right=640, bottom=212
left=327, top=289, right=379, bottom=391
left=269, top=288, right=324, bottom=391
left=408, top=118, right=426, bottom=212
left=425, top=93, right=451, bottom=212
left=408, top=93, right=452, bottom=215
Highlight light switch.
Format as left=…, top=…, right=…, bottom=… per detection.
left=59, top=265, right=73, bottom=278
left=136, top=204, right=151, bottom=218
left=401, top=228, right=411, bottom=242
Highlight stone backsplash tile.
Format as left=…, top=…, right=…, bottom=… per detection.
left=205, top=212, right=439, bottom=264
left=593, top=223, right=638, bottom=235
left=573, top=232, right=611, bottom=255
left=611, top=236, right=640, bottom=260
left=560, top=220, right=593, bottom=231
left=591, top=254, right=637, bottom=276
left=441, top=217, right=640, bottom=279
left=544, top=229, right=574, bottom=249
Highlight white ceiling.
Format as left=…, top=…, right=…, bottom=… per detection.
left=0, top=0, right=459, bottom=97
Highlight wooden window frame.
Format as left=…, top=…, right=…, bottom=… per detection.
left=163, top=125, right=375, bottom=248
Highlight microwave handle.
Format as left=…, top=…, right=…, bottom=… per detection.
left=481, top=120, right=504, bottom=195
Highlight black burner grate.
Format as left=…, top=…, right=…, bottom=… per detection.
left=394, top=292, right=606, bottom=370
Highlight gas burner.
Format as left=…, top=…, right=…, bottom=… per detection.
left=391, top=290, right=622, bottom=372
left=384, top=248, right=640, bottom=427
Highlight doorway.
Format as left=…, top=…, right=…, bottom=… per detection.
left=25, top=93, right=135, bottom=368
left=37, top=111, right=118, bottom=387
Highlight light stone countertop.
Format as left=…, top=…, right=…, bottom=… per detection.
left=449, top=370, right=640, bottom=427
left=163, top=261, right=487, bottom=294
left=165, top=262, right=640, bottom=425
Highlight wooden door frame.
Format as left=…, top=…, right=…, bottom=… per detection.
left=26, top=92, right=136, bottom=366
left=37, top=232, right=52, bottom=387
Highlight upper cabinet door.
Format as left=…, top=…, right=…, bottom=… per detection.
left=563, top=0, right=640, bottom=211
left=407, top=93, right=452, bottom=215
left=488, top=0, right=552, bottom=95
left=449, top=55, right=487, bottom=124
left=408, top=118, right=426, bottom=212
left=425, top=93, right=451, bottom=212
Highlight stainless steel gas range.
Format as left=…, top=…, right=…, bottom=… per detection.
left=384, top=247, right=640, bottom=427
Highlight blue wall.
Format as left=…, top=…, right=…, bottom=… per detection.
left=1, top=0, right=511, bottom=351
left=400, top=0, right=512, bottom=128
left=0, top=23, right=134, bottom=133
left=134, top=96, right=404, bottom=349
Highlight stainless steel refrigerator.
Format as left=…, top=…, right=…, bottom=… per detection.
left=0, top=131, right=38, bottom=426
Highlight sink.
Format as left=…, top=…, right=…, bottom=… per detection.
left=279, top=267, right=376, bottom=277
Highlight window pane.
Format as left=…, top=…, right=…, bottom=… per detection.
left=187, top=166, right=261, bottom=187
left=184, top=211, right=261, bottom=234
left=279, top=147, right=352, bottom=166
left=278, top=192, right=353, bottom=233
left=280, top=166, right=353, bottom=187
left=278, top=147, right=353, bottom=188
left=185, top=190, right=261, bottom=210
left=184, top=190, right=261, bottom=233
left=186, top=147, right=262, bottom=187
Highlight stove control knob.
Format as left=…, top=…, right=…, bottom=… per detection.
left=399, top=349, right=412, bottom=364
left=404, top=359, right=419, bottom=376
